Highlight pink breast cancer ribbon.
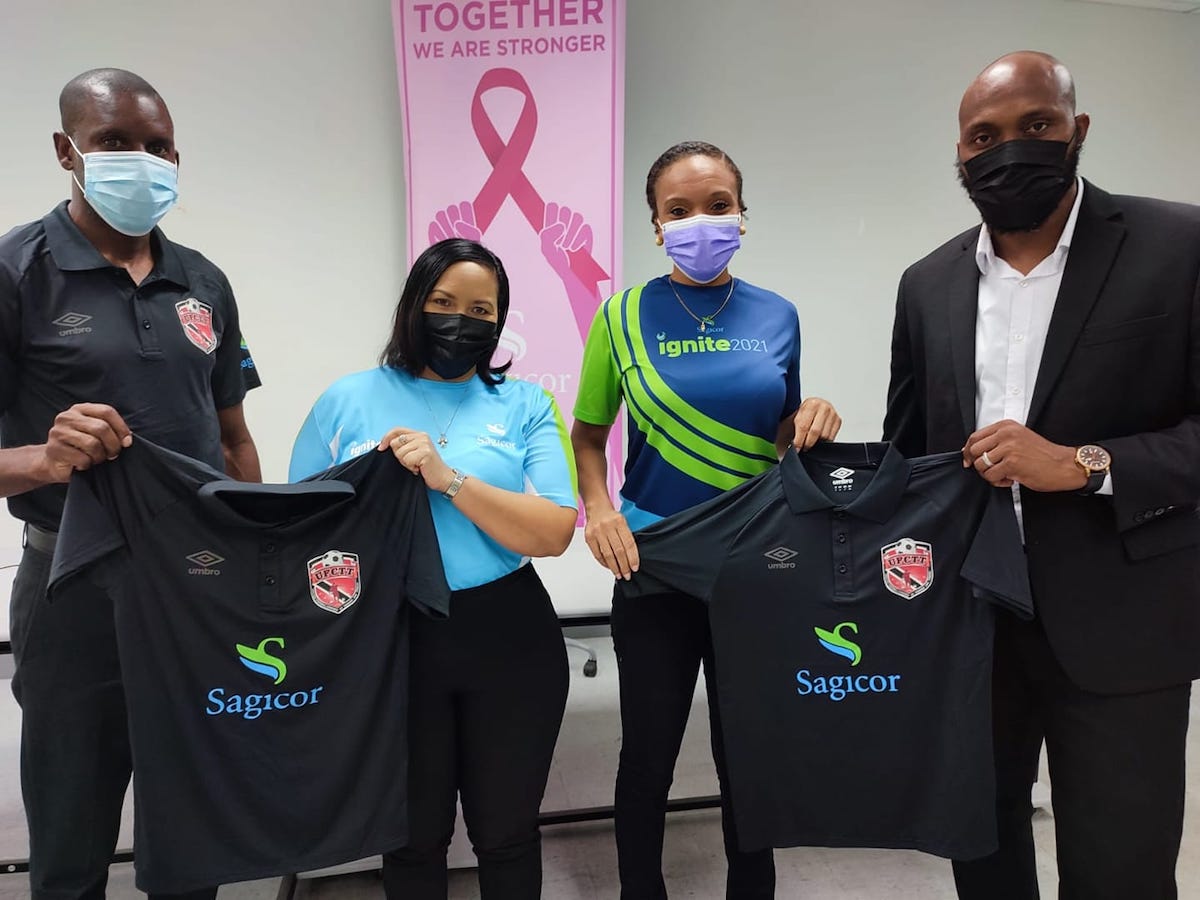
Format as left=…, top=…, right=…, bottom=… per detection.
left=470, top=67, right=609, bottom=336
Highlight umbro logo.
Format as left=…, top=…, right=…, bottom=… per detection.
left=187, top=550, right=225, bottom=575
left=53, top=312, right=92, bottom=327
left=52, top=312, right=94, bottom=335
left=187, top=550, right=225, bottom=566
left=830, top=466, right=855, bottom=491
left=764, top=547, right=798, bottom=570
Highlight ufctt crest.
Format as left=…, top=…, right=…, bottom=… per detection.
left=880, top=538, right=934, bottom=600
left=175, top=298, right=218, bottom=354
left=307, top=550, right=361, bottom=614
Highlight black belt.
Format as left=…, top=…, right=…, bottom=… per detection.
left=23, top=524, right=57, bottom=555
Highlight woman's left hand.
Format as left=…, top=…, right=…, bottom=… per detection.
left=792, top=397, right=843, bottom=451
left=379, top=427, right=455, bottom=492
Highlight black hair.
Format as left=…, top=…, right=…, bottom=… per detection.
left=380, top=238, right=511, bottom=385
left=60, top=68, right=164, bottom=134
left=645, top=140, right=747, bottom=226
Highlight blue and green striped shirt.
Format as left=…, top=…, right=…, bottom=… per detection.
left=575, top=275, right=801, bottom=529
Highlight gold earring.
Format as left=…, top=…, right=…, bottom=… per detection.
left=655, top=233, right=664, bottom=246
left=738, top=224, right=746, bottom=235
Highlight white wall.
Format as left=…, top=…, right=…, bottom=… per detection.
left=2, top=0, right=1199, bottom=592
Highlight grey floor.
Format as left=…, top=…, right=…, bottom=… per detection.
left=1, top=636, right=1198, bottom=899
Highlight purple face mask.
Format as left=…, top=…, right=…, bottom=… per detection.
left=659, top=213, right=742, bottom=283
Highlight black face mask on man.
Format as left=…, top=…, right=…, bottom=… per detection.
left=960, top=134, right=1081, bottom=233
left=421, top=312, right=498, bottom=380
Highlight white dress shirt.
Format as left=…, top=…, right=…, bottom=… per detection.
left=973, top=180, right=1109, bottom=528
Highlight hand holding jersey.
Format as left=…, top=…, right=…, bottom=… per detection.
left=582, top=503, right=639, bottom=580
left=377, top=419, right=577, bottom=560
left=381, top=426, right=455, bottom=491
left=43, top=403, right=134, bottom=474
left=580, top=394, right=841, bottom=580
left=789, top=396, right=843, bottom=452
left=962, top=419, right=1088, bottom=491
left=1, top=403, right=134, bottom=497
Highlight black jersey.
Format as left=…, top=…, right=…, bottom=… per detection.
left=627, top=443, right=1031, bottom=860
left=49, top=439, right=450, bottom=893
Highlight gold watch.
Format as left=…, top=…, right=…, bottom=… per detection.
left=1074, top=445, right=1111, bottom=494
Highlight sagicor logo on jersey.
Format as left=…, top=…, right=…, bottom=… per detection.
left=307, top=550, right=361, bottom=614
left=207, top=637, right=324, bottom=720
left=175, top=298, right=218, bottom=354
left=815, top=622, right=862, bottom=666
left=797, top=622, right=901, bottom=701
left=236, top=637, right=287, bottom=685
left=881, top=537, right=934, bottom=600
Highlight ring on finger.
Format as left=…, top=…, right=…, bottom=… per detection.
left=981, top=450, right=995, bottom=469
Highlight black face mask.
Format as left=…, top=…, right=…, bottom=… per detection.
left=421, top=312, right=498, bottom=380
left=961, top=135, right=1080, bottom=233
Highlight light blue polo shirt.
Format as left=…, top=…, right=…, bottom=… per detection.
left=290, top=367, right=577, bottom=590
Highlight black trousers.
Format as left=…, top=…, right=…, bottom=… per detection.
left=382, top=565, right=568, bottom=900
left=610, top=585, right=775, bottom=900
left=10, top=543, right=216, bottom=900
left=953, top=612, right=1191, bottom=900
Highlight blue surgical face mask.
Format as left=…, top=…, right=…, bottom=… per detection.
left=68, top=135, right=179, bottom=236
left=659, top=213, right=742, bottom=284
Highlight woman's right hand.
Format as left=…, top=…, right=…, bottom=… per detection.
left=584, top=507, right=639, bottom=581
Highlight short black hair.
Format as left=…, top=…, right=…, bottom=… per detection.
left=645, top=140, right=747, bottom=226
left=380, top=238, right=512, bottom=385
left=60, top=68, right=164, bottom=135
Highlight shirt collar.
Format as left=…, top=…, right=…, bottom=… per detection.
left=43, top=201, right=109, bottom=271
left=975, top=176, right=1084, bottom=276
left=780, top=442, right=913, bottom=524
left=41, top=200, right=191, bottom=289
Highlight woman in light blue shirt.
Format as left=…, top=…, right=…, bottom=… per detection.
left=291, top=239, right=577, bottom=900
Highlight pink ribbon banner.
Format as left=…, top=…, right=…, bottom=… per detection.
left=392, top=0, right=625, bottom=501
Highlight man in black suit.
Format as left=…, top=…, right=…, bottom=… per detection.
left=883, top=51, right=1200, bottom=900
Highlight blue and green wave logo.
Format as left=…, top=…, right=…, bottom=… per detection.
left=814, top=622, right=862, bottom=666
left=236, top=637, right=287, bottom=685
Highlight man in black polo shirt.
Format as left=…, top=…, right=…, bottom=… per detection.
left=0, top=68, right=262, bottom=900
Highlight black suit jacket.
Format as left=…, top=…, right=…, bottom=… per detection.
left=883, top=180, right=1200, bottom=695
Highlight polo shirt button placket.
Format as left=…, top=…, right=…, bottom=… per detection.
left=133, top=286, right=164, bottom=359
left=831, top=510, right=854, bottom=600
left=260, top=537, right=283, bottom=610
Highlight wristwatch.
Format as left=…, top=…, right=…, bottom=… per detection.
left=1074, top=444, right=1111, bottom=494
left=443, top=468, right=468, bottom=500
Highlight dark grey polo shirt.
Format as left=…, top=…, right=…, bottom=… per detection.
left=0, top=201, right=261, bottom=530
left=627, top=444, right=1031, bottom=860
left=49, top=439, right=450, bottom=892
